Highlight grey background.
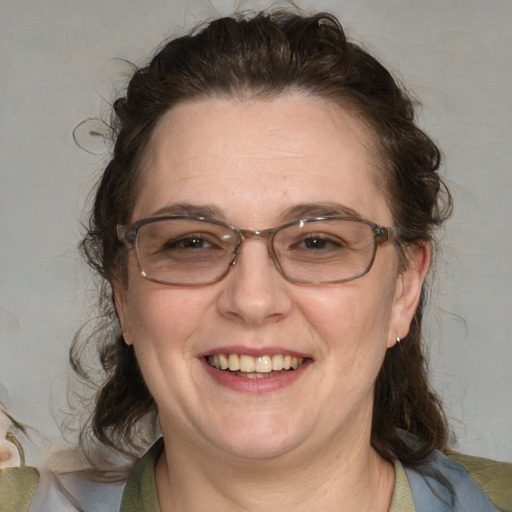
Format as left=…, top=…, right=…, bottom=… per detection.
left=1, top=0, right=511, bottom=466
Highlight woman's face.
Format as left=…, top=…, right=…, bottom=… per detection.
left=115, top=93, right=426, bottom=462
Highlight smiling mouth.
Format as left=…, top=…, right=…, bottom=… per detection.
left=206, top=354, right=305, bottom=379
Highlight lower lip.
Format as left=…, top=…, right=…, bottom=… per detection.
left=202, top=358, right=312, bottom=393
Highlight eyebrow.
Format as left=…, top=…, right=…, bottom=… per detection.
left=281, top=202, right=362, bottom=221
left=150, top=203, right=225, bottom=219
left=148, top=201, right=362, bottom=223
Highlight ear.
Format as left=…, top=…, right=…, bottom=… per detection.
left=112, top=281, right=134, bottom=346
left=387, top=243, right=431, bottom=348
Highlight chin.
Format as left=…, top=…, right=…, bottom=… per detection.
left=201, top=413, right=310, bottom=461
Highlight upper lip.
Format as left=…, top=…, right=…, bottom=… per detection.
left=198, top=346, right=311, bottom=359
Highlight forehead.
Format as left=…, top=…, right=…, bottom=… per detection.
left=134, top=93, right=390, bottom=226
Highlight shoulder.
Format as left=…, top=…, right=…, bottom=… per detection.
left=403, top=450, right=511, bottom=512
left=119, top=438, right=162, bottom=511
left=446, top=451, right=512, bottom=512
left=27, top=469, right=126, bottom=512
left=1, top=440, right=162, bottom=512
left=26, top=440, right=162, bottom=512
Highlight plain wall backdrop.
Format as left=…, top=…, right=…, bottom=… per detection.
left=1, top=0, right=511, bottom=466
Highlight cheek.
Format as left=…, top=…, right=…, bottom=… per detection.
left=298, top=279, right=396, bottom=346
left=123, top=287, right=208, bottom=398
left=297, top=275, right=398, bottom=390
left=123, top=281, right=215, bottom=353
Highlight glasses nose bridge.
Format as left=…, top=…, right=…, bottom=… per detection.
left=235, top=226, right=277, bottom=258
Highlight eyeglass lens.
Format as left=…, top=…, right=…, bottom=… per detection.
left=133, top=218, right=378, bottom=285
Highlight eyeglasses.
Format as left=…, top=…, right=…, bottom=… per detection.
left=117, top=216, right=397, bottom=286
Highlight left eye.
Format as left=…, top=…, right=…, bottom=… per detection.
left=297, top=235, right=347, bottom=251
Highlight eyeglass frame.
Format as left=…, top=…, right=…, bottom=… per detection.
left=117, top=215, right=398, bottom=286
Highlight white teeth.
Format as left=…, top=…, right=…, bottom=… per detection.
left=218, top=354, right=229, bottom=370
left=228, top=354, right=240, bottom=371
left=272, top=354, right=283, bottom=371
left=207, top=353, right=304, bottom=374
left=255, top=355, right=272, bottom=373
left=240, top=354, right=255, bottom=372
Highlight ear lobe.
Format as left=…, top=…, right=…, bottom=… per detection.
left=112, top=281, right=133, bottom=346
left=388, top=243, right=431, bottom=348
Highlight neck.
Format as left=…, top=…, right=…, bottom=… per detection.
left=155, top=425, right=395, bottom=512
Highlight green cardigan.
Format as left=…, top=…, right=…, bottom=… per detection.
left=0, top=466, right=39, bottom=512
left=1, top=442, right=511, bottom=511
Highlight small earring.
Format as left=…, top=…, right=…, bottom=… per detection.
left=396, top=337, right=401, bottom=344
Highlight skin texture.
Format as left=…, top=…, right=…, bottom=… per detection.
left=115, top=93, right=429, bottom=511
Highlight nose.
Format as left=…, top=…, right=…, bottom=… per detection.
left=216, top=238, right=293, bottom=327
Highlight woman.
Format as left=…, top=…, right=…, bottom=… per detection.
left=8, top=9, right=510, bottom=512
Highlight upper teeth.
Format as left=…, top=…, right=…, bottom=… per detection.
left=207, top=354, right=304, bottom=373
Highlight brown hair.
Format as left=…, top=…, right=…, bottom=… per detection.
left=73, top=10, right=452, bottom=467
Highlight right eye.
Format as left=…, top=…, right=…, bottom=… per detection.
left=137, top=221, right=237, bottom=271
left=145, top=232, right=228, bottom=265
left=164, top=234, right=216, bottom=250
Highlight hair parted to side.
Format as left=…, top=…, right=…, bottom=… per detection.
left=73, top=10, right=452, bottom=467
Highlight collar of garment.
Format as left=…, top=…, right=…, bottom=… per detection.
left=118, top=438, right=416, bottom=512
